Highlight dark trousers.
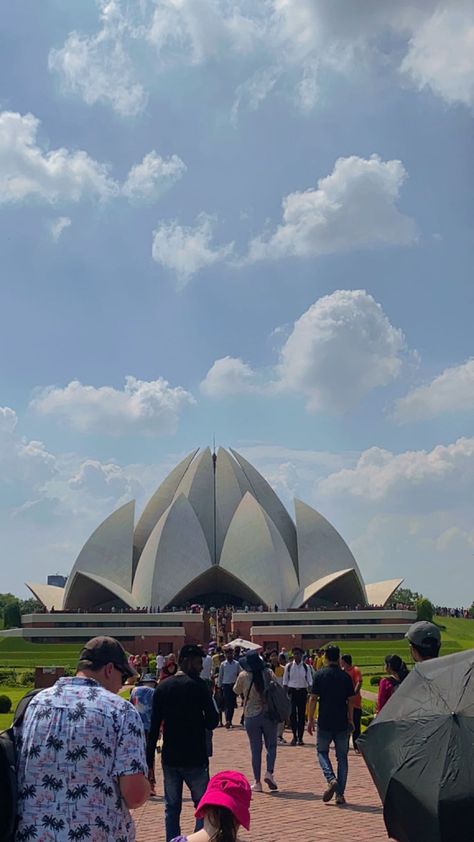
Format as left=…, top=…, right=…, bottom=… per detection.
left=289, top=687, right=307, bottom=740
left=353, top=707, right=362, bottom=749
left=162, top=763, right=209, bottom=842
left=222, top=683, right=237, bottom=725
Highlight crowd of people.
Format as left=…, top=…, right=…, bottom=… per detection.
left=9, top=618, right=448, bottom=842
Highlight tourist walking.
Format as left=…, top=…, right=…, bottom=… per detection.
left=15, top=636, right=149, bottom=842
left=130, top=673, right=158, bottom=794
left=160, top=652, right=178, bottom=681
left=376, top=654, right=409, bottom=713
left=234, top=651, right=279, bottom=792
left=307, top=644, right=356, bottom=806
left=218, top=648, right=241, bottom=729
left=282, top=646, right=312, bottom=745
left=147, top=644, right=219, bottom=842
left=269, top=650, right=287, bottom=744
left=169, top=770, right=251, bottom=842
left=340, top=654, right=363, bottom=751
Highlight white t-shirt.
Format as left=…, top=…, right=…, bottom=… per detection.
left=156, top=654, right=165, bottom=671
left=200, top=654, right=213, bottom=681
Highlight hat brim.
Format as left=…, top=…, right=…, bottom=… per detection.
left=239, top=655, right=265, bottom=672
left=195, top=795, right=250, bottom=831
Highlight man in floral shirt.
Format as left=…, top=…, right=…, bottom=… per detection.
left=15, top=636, right=150, bottom=841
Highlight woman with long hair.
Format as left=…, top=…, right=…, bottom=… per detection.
left=233, top=651, right=278, bottom=792
left=376, top=654, right=409, bottom=713
left=169, top=770, right=251, bottom=842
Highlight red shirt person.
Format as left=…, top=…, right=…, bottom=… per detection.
left=340, top=654, right=362, bottom=752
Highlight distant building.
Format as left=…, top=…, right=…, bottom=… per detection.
left=2, top=447, right=412, bottom=650
left=47, top=575, right=67, bottom=588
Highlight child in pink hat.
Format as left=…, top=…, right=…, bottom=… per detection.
left=170, top=770, right=251, bottom=842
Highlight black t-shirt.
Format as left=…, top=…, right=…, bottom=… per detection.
left=311, top=665, right=355, bottom=732
left=146, top=673, right=218, bottom=768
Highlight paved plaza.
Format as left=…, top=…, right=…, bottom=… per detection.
left=134, top=725, right=389, bottom=842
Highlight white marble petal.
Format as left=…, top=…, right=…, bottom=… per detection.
left=215, top=447, right=253, bottom=561
left=220, top=492, right=299, bottom=609
left=132, top=494, right=212, bottom=609
left=290, top=569, right=365, bottom=608
left=63, top=500, right=135, bottom=607
left=365, top=578, right=404, bottom=607
left=172, top=447, right=215, bottom=561
left=133, top=449, right=198, bottom=562
left=295, top=499, right=367, bottom=601
left=64, top=571, right=138, bottom=610
left=230, top=448, right=298, bottom=573
left=26, top=583, right=65, bottom=611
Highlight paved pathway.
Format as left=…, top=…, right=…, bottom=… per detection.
left=134, top=726, right=389, bottom=841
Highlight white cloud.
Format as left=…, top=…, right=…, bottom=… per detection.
left=147, top=0, right=263, bottom=64
left=319, top=437, right=474, bottom=505
left=47, top=2, right=474, bottom=117
left=200, top=356, right=259, bottom=396
left=393, top=359, right=474, bottom=423
left=0, top=406, right=17, bottom=433
left=68, top=459, right=142, bottom=501
left=231, top=67, right=279, bottom=124
left=248, top=155, right=416, bottom=262
left=0, top=111, right=118, bottom=204
left=48, top=0, right=147, bottom=116
left=122, top=151, right=187, bottom=202
left=152, top=213, right=234, bottom=286
left=50, top=216, right=71, bottom=242
left=278, top=289, right=405, bottom=412
left=0, top=406, right=57, bottom=498
left=31, top=376, right=195, bottom=436
left=401, top=3, right=474, bottom=107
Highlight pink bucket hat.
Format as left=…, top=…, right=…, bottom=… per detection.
left=195, top=771, right=251, bottom=831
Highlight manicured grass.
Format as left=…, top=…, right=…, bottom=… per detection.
left=0, top=685, right=33, bottom=730
left=0, top=638, right=81, bottom=668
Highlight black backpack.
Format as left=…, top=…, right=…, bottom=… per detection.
left=0, top=690, right=39, bottom=842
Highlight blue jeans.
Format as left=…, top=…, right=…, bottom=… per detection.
left=245, top=711, right=277, bottom=781
left=316, top=728, right=349, bottom=796
left=162, top=763, right=209, bottom=842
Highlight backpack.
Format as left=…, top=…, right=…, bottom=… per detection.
left=0, top=690, right=39, bottom=842
left=287, top=661, right=310, bottom=682
left=263, top=671, right=291, bottom=723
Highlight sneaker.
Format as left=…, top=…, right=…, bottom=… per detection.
left=297, top=739, right=304, bottom=746
left=251, top=782, right=263, bottom=792
left=278, top=736, right=287, bottom=745
left=322, top=779, right=338, bottom=803
left=225, top=722, right=231, bottom=729
left=264, top=772, right=278, bottom=791
left=290, top=737, right=297, bottom=746
left=335, top=794, right=346, bottom=806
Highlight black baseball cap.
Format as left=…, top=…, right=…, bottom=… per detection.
left=178, top=644, right=204, bottom=662
left=78, top=636, right=136, bottom=678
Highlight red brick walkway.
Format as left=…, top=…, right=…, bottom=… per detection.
left=134, top=726, right=388, bottom=841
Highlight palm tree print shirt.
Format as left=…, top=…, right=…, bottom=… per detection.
left=15, top=677, right=147, bottom=842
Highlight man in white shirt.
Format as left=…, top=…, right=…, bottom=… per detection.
left=156, top=649, right=165, bottom=676
left=200, top=650, right=213, bottom=687
left=218, top=648, right=241, bottom=728
left=283, top=646, right=313, bottom=745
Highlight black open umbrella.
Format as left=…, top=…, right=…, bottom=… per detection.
left=358, top=649, right=474, bottom=842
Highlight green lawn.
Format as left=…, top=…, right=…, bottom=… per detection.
left=0, top=685, right=33, bottom=730
left=0, top=637, right=81, bottom=669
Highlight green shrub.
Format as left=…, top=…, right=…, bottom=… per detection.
left=18, top=670, right=35, bottom=686
left=370, top=675, right=382, bottom=686
left=361, top=699, right=375, bottom=715
left=0, top=669, right=17, bottom=686
left=416, top=597, right=434, bottom=622
left=0, top=694, right=12, bottom=713
left=148, top=657, right=157, bottom=673
left=361, top=714, right=374, bottom=727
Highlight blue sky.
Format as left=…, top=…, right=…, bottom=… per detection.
left=1, top=0, right=473, bottom=605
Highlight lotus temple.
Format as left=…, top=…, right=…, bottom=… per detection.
left=5, top=447, right=415, bottom=651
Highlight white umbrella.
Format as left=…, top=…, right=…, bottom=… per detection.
left=225, top=637, right=262, bottom=651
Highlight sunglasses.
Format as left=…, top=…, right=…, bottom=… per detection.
left=112, top=664, right=130, bottom=683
